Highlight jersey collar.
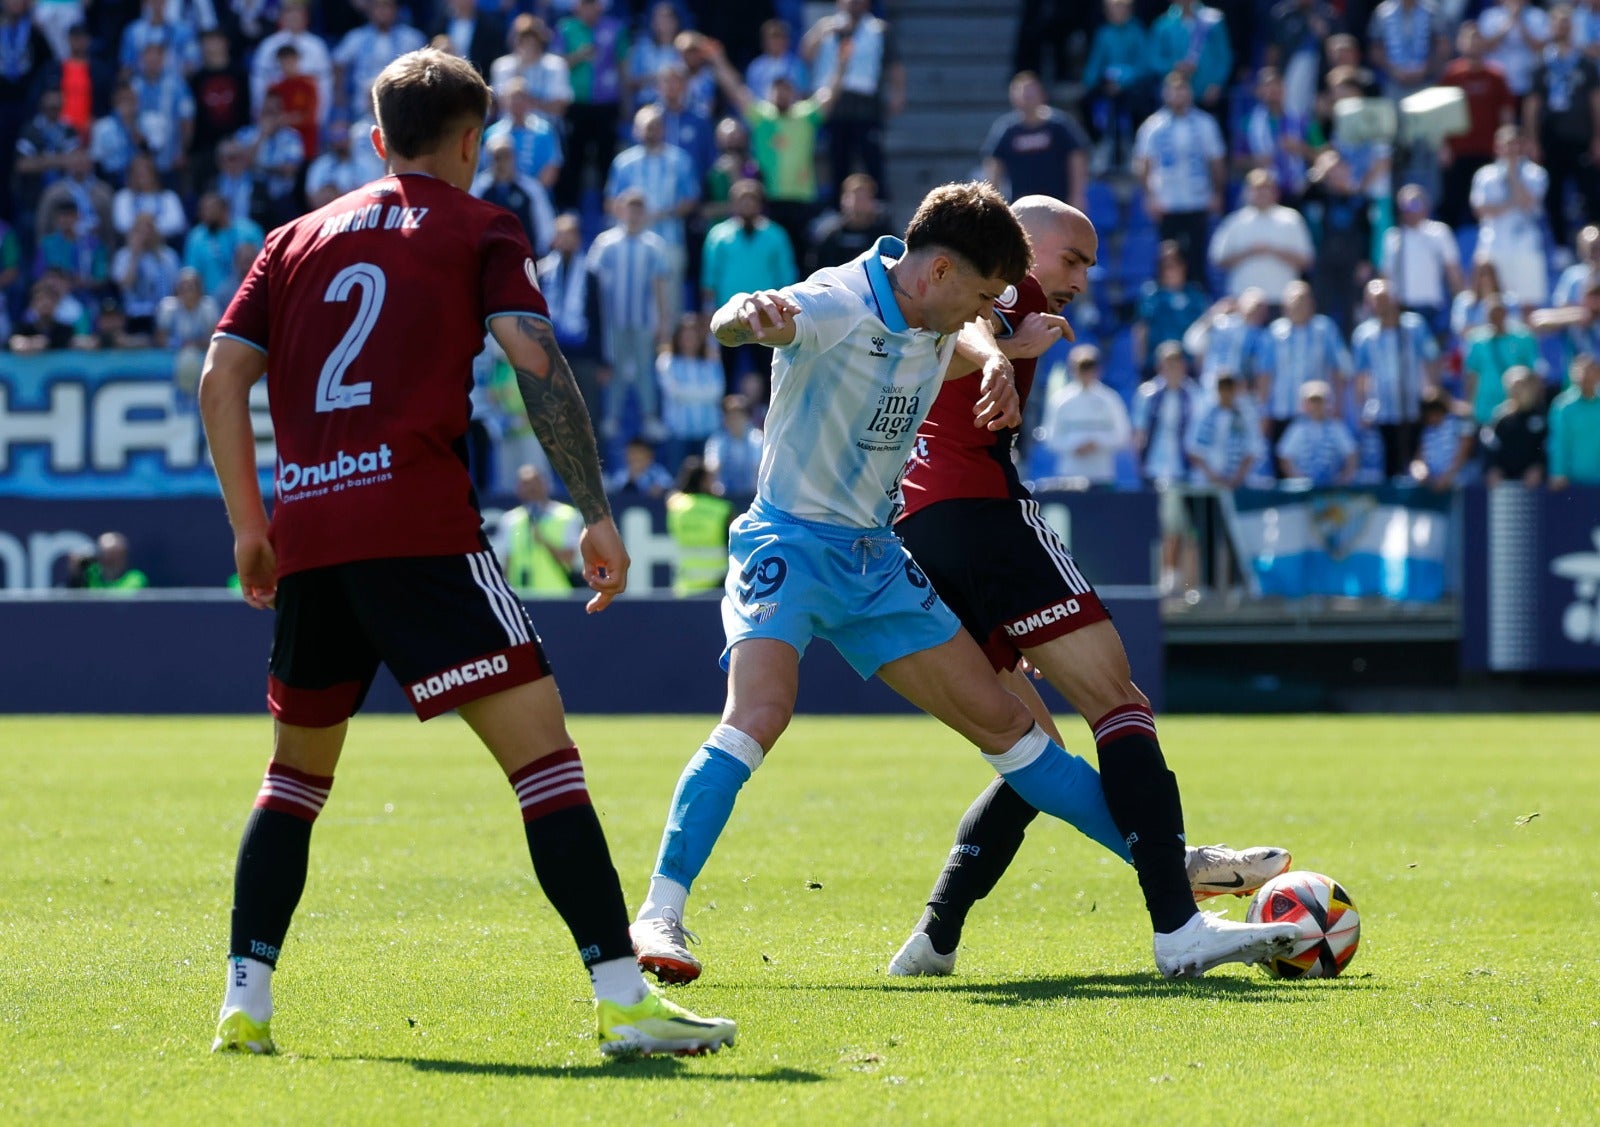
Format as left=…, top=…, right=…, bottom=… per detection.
left=861, top=235, right=910, bottom=333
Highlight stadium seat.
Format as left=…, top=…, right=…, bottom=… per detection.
left=1086, top=181, right=1120, bottom=232
left=1127, top=187, right=1154, bottom=232
left=1116, top=229, right=1160, bottom=287
left=1104, top=329, right=1138, bottom=398
left=1456, top=224, right=1479, bottom=266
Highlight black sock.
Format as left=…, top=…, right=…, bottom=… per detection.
left=511, top=750, right=634, bottom=966
left=230, top=762, right=333, bottom=965
left=1093, top=705, right=1196, bottom=935
left=919, top=777, right=1041, bottom=955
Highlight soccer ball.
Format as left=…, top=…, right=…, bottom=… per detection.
left=1245, top=870, right=1360, bottom=979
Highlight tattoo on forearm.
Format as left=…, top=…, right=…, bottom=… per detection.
left=511, top=315, right=611, bottom=524
left=714, top=319, right=757, bottom=347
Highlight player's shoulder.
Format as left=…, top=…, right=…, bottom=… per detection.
left=788, top=263, right=872, bottom=321
left=997, top=274, right=1047, bottom=319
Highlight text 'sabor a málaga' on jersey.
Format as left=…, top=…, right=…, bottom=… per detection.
left=898, top=274, right=1049, bottom=519
left=216, top=173, right=551, bottom=577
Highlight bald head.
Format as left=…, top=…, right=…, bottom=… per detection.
left=1010, top=195, right=1097, bottom=312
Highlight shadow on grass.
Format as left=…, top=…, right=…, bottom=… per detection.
left=774, top=972, right=1382, bottom=1004
left=322, top=1055, right=825, bottom=1082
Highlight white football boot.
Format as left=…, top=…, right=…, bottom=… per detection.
left=887, top=932, right=957, bottom=977
left=1186, top=844, right=1293, bottom=901
left=1154, top=910, right=1300, bottom=978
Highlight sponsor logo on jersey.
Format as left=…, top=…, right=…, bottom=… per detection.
left=1002, top=598, right=1083, bottom=637
left=410, top=654, right=512, bottom=702
left=859, top=386, right=922, bottom=449
left=277, top=443, right=393, bottom=495
left=869, top=335, right=889, bottom=358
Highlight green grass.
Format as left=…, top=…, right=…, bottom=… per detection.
left=2, top=714, right=1596, bottom=1125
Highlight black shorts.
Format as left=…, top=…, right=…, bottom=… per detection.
left=897, top=497, right=1110, bottom=673
left=268, top=549, right=552, bottom=725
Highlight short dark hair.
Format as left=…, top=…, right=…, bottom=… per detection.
left=903, top=181, right=1031, bottom=286
left=372, top=49, right=489, bottom=160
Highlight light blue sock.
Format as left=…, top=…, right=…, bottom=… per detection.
left=651, top=725, right=765, bottom=893
left=986, top=726, right=1133, bottom=863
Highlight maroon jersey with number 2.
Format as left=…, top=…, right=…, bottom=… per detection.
left=217, top=173, right=549, bottom=577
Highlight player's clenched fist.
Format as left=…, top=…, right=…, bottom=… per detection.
left=974, top=354, right=1022, bottom=431
left=737, top=291, right=802, bottom=340
left=1007, top=312, right=1074, bottom=359
left=579, top=518, right=631, bottom=614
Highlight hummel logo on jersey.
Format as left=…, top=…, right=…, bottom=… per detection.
left=1001, top=599, right=1082, bottom=637
left=869, top=335, right=888, bottom=357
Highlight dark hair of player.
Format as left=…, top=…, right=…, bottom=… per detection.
left=372, top=49, right=490, bottom=160
left=903, top=181, right=1032, bottom=287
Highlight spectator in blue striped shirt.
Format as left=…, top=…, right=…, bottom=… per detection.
left=1410, top=388, right=1478, bottom=490
left=588, top=189, right=672, bottom=441
left=658, top=313, right=726, bottom=473
left=1276, top=380, right=1358, bottom=485
left=119, top=0, right=201, bottom=79
left=605, top=103, right=701, bottom=319
left=1133, top=342, right=1205, bottom=594
left=483, top=79, right=563, bottom=191
left=703, top=393, right=764, bottom=497
left=1367, top=0, right=1447, bottom=97
left=232, top=90, right=304, bottom=228
left=1185, top=372, right=1267, bottom=488
left=130, top=42, right=193, bottom=177
left=1353, top=279, right=1440, bottom=477
left=746, top=19, right=809, bottom=101
left=1182, top=287, right=1271, bottom=395
left=331, top=0, right=427, bottom=118
left=1258, top=282, right=1353, bottom=448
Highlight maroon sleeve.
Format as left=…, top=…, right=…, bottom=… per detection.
left=215, top=236, right=275, bottom=352
left=478, top=209, right=551, bottom=326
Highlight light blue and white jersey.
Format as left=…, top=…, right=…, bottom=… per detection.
left=1184, top=396, right=1266, bottom=484
left=1132, top=107, right=1225, bottom=213
left=758, top=235, right=958, bottom=529
left=334, top=23, right=428, bottom=112
left=1367, top=0, right=1439, bottom=79
left=1352, top=313, right=1438, bottom=424
left=605, top=142, right=699, bottom=248
left=483, top=114, right=562, bottom=182
left=1276, top=416, right=1357, bottom=485
left=1189, top=312, right=1265, bottom=391
left=1552, top=263, right=1594, bottom=308
left=586, top=226, right=670, bottom=334
left=1418, top=415, right=1473, bottom=476
left=1131, top=377, right=1204, bottom=482
left=1261, top=314, right=1352, bottom=419
left=130, top=70, right=195, bottom=171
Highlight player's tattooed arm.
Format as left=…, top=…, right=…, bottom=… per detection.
left=498, top=314, right=612, bottom=524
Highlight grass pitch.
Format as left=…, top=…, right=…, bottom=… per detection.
left=2, top=714, right=1596, bottom=1125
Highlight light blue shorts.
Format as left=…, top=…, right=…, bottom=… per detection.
left=719, top=500, right=962, bottom=679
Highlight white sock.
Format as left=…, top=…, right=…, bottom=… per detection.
left=222, top=955, right=273, bottom=1021
left=636, top=876, right=689, bottom=923
left=589, top=957, right=649, bottom=1006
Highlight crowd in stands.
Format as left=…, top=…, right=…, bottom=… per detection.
left=5, top=0, right=1600, bottom=597
left=987, top=0, right=1600, bottom=511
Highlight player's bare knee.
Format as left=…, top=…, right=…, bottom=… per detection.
left=965, top=683, right=1037, bottom=752
left=722, top=700, right=791, bottom=752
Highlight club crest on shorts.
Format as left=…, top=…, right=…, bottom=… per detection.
left=745, top=602, right=780, bottom=625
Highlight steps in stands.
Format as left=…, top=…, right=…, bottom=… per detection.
left=883, top=0, right=1021, bottom=220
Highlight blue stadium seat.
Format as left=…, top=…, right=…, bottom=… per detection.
left=1115, top=229, right=1161, bottom=286
left=1104, top=329, right=1138, bottom=399
left=1086, top=181, right=1120, bottom=232
left=1456, top=224, right=1479, bottom=266
left=1127, top=187, right=1154, bottom=232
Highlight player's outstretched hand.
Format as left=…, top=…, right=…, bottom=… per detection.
left=1007, top=312, right=1074, bottom=359
left=579, top=518, right=631, bottom=614
left=234, top=530, right=277, bottom=610
left=974, top=354, right=1022, bottom=431
left=738, top=290, right=802, bottom=341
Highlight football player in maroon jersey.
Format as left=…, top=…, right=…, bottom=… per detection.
left=201, top=48, right=734, bottom=1058
left=890, top=196, right=1291, bottom=979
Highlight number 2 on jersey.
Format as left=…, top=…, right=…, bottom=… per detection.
left=315, top=262, right=386, bottom=412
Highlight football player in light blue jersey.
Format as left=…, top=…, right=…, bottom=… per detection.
left=626, top=183, right=1249, bottom=984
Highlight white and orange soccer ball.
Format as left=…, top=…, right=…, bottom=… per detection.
left=1245, top=870, right=1361, bottom=979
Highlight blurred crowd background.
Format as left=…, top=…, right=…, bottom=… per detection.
left=2, top=0, right=1597, bottom=599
